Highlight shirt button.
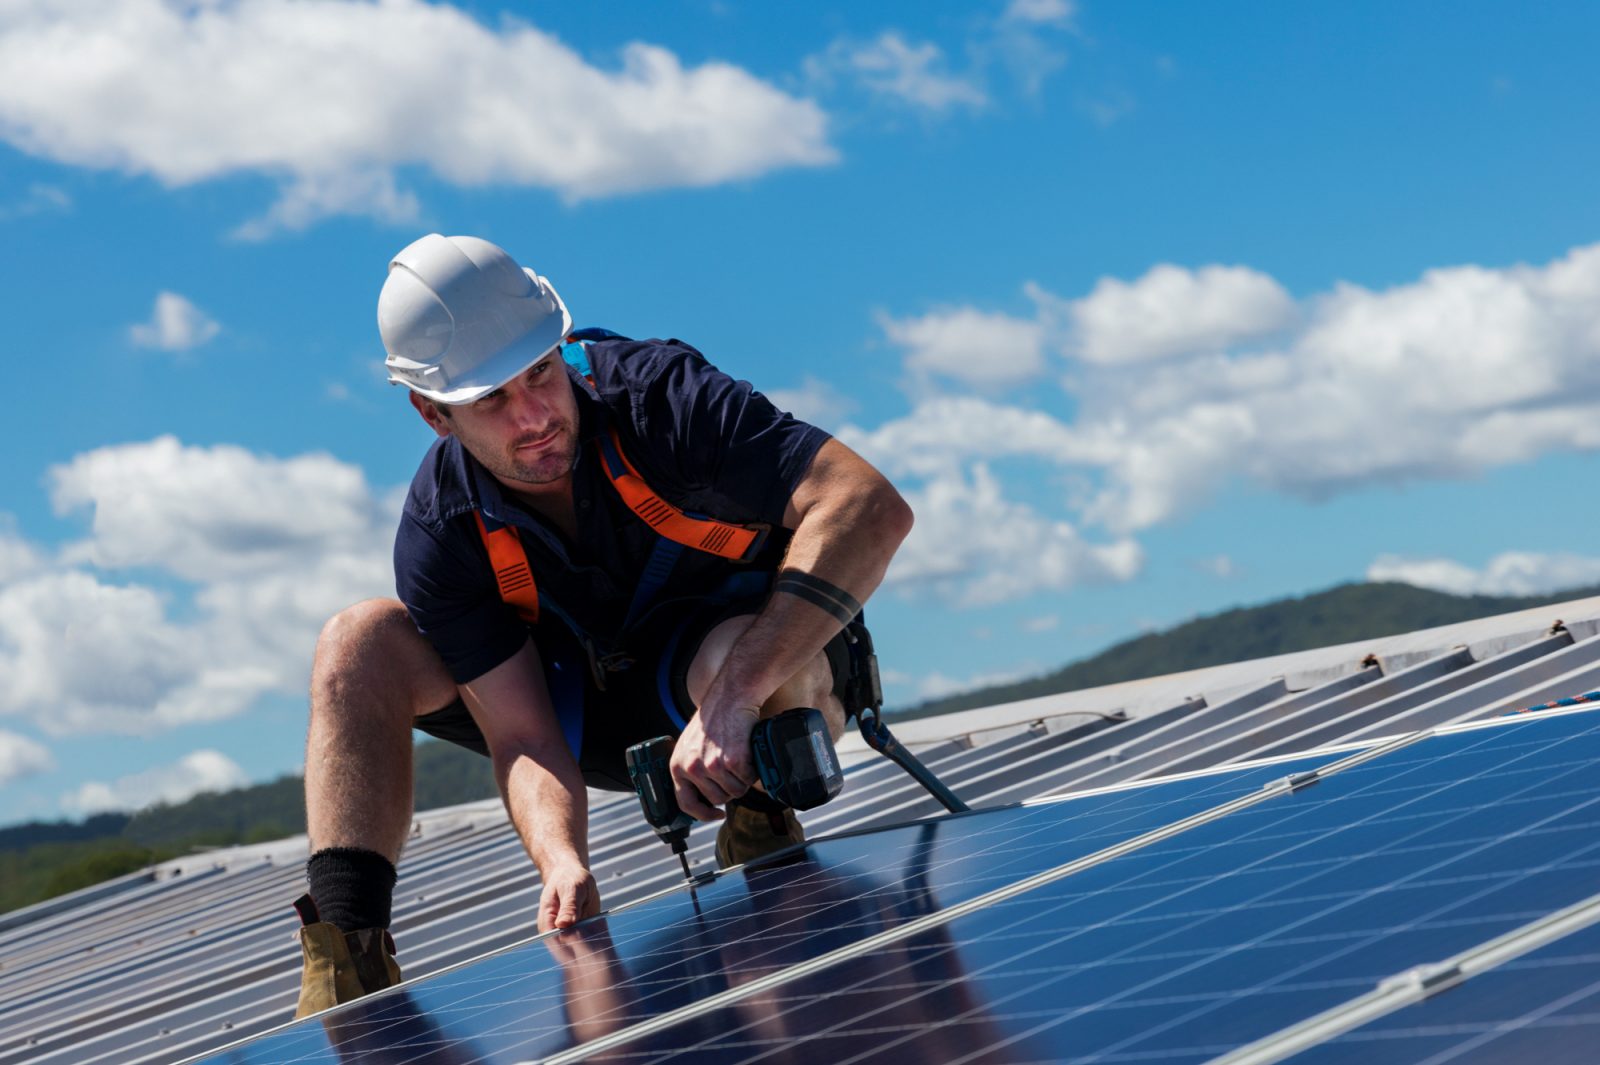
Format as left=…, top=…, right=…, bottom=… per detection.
left=578, top=500, right=591, bottom=509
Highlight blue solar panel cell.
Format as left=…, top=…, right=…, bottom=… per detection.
left=188, top=755, right=1329, bottom=1064
left=1281, top=911, right=1600, bottom=1063
left=584, top=711, right=1600, bottom=1065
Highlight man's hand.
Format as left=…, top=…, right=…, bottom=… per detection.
left=669, top=702, right=761, bottom=821
left=537, top=861, right=601, bottom=932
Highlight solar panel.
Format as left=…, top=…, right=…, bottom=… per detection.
left=1277, top=919, right=1600, bottom=1064
left=562, top=709, right=1600, bottom=1064
left=181, top=752, right=1342, bottom=1063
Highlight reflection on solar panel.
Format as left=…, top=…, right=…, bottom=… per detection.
left=185, top=753, right=1347, bottom=1063
left=187, top=707, right=1600, bottom=1065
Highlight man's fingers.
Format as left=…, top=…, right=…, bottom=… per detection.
left=694, top=750, right=751, bottom=803
left=675, top=779, right=723, bottom=821
left=536, top=886, right=559, bottom=933
left=556, top=890, right=578, bottom=929
left=541, top=873, right=599, bottom=931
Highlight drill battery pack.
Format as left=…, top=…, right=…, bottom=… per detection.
left=752, top=707, right=844, bottom=811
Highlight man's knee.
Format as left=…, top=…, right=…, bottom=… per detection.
left=687, top=614, right=842, bottom=731
left=311, top=599, right=454, bottom=719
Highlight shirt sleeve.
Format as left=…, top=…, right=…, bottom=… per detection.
left=393, top=511, right=527, bottom=686
left=613, top=341, right=832, bottom=525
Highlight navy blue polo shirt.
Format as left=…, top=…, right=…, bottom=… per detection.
left=394, top=336, right=831, bottom=685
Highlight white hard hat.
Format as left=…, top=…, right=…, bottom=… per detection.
left=378, top=233, right=573, bottom=405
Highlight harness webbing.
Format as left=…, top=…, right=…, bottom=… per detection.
left=472, top=430, right=769, bottom=628
left=595, top=428, right=766, bottom=562
left=474, top=512, right=540, bottom=623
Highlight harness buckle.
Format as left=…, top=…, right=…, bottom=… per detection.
left=583, top=643, right=636, bottom=692
left=733, top=522, right=772, bottom=564
left=843, top=620, right=883, bottom=719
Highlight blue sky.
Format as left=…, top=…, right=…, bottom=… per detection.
left=3, top=0, right=1600, bottom=825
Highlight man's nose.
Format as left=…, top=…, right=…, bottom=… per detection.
left=506, top=387, right=554, bottom=428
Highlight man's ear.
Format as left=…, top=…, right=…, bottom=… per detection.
left=409, top=392, right=453, bottom=437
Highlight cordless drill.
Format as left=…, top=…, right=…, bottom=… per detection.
left=625, top=707, right=845, bottom=880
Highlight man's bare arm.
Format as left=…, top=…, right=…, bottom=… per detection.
left=458, top=640, right=599, bottom=931
left=670, top=438, right=914, bottom=815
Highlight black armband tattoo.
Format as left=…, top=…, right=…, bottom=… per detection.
left=774, top=569, right=861, bottom=625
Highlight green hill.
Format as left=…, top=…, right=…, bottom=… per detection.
left=0, top=740, right=496, bottom=914
left=889, top=580, right=1596, bottom=721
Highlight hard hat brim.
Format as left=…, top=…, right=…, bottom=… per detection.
left=389, top=278, right=573, bottom=405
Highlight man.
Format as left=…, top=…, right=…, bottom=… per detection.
left=294, top=234, right=913, bottom=1016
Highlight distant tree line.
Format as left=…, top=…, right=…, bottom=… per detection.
left=890, top=581, right=1597, bottom=719
left=0, top=740, right=497, bottom=914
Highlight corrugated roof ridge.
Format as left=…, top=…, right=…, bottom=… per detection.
left=857, top=591, right=1600, bottom=752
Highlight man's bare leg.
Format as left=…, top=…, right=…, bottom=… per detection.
left=304, top=597, right=457, bottom=873
left=685, top=614, right=846, bottom=737
left=297, top=598, right=459, bottom=1015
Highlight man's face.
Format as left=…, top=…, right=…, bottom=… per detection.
left=414, top=354, right=580, bottom=489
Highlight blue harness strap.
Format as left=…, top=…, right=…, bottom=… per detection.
left=623, top=535, right=686, bottom=632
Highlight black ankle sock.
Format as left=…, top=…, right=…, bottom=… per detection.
left=306, top=848, right=397, bottom=932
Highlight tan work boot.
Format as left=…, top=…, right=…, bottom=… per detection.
left=293, top=895, right=401, bottom=1019
left=715, top=803, right=805, bottom=869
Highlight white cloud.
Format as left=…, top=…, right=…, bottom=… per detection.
left=51, top=436, right=384, bottom=581
left=0, top=730, right=54, bottom=786
left=1061, top=263, right=1297, bottom=365
left=1078, top=88, right=1136, bottom=128
left=990, top=0, right=1074, bottom=96
left=230, top=169, right=420, bottom=241
left=1020, top=614, right=1059, bottom=633
left=0, top=437, right=395, bottom=735
left=62, top=749, right=248, bottom=815
left=909, top=665, right=1034, bottom=702
left=1368, top=551, right=1600, bottom=598
left=879, top=303, right=1047, bottom=390
left=128, top=291, right=221, bottom=351
left=0, top=518, right=41, bottom=582
left=839, top=395, right=1096, bottom=479
left=1192, top=554, right=1238, bottom=579
left=764, top=376, right=858, bottom=429
left=1002, top=0, right=1076, bottom=26
left=0, top=182, right=72, bottom=221
left=806, top=32, right=987, bottom=114
left=0, top=570, right=273, bottom=733
left=871, top=242, right=1600, bottom=537
left=881, top=463, right=1141, bottom=607
left=0, top=0, right=834, bottom=234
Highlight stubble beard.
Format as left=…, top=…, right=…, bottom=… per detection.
left=497, top=422, right=578, bottom=486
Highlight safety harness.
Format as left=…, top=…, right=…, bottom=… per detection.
left=471, top=329, right=769, bottom=640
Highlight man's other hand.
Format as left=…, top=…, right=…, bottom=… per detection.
left=669, top=703, right=760, bottom=821
left=537, top=862, right=600, bottom=932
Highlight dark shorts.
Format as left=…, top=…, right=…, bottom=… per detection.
left=414, top=597, right=857, bottom=792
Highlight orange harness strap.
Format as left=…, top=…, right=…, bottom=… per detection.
left=596, top=428, right=766, bottom=562
left=472, top=429, right=769, bottom=622
left=473, top=512, right=539, bottom=623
